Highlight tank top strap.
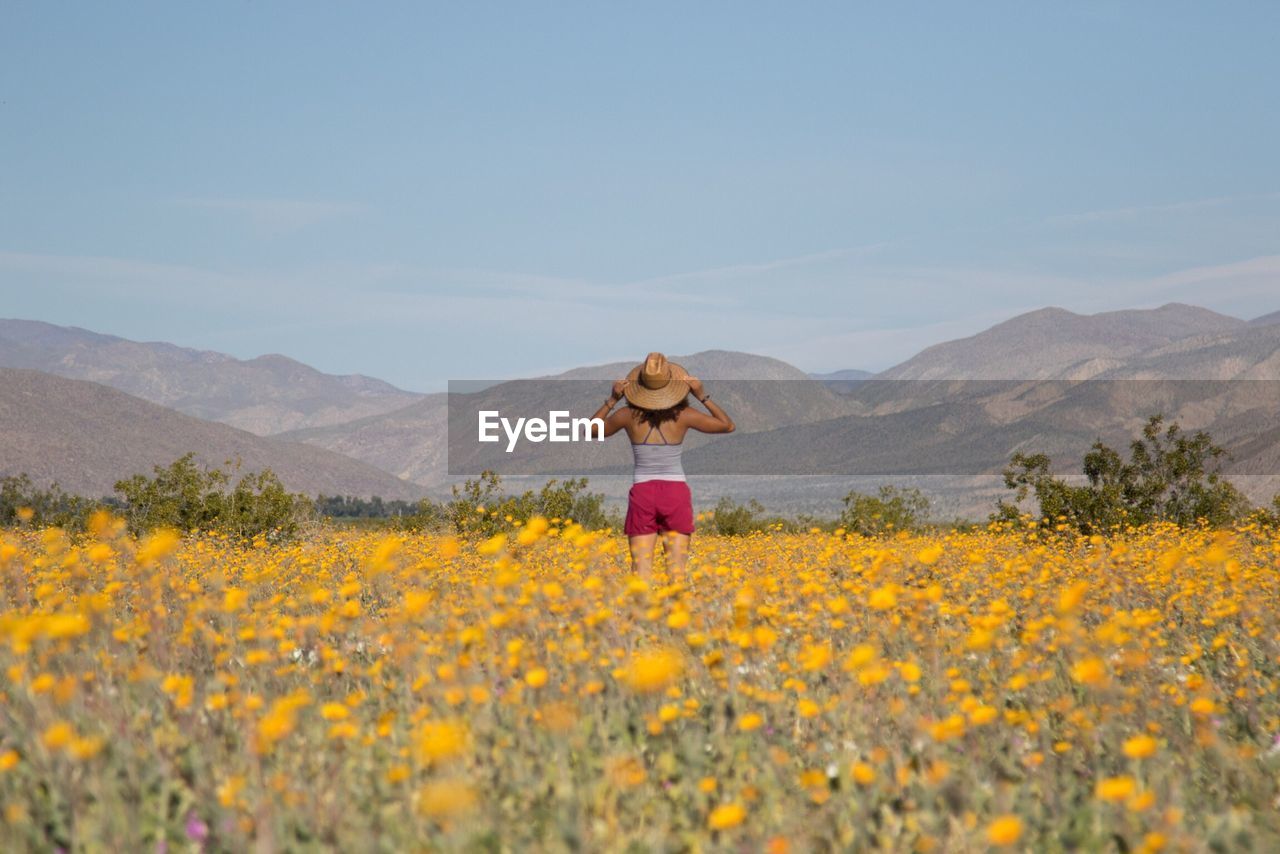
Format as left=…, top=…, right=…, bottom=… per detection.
left=636, top=419, right=673, bottom=445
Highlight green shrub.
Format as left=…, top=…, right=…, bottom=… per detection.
left=995, top=415, right=1250, bottom=534
left=447, top=471, right=617, bottom=537
left=113, top=454, right=311, bottom=540
left=0, top=474, right=103, bottom=530
left=398, top=499, right=448, bottom=531
left=839, top=485, right=930, bottom=536
left=1246, top=495, right=1280, bottom=529
left=707, top=497, right=771, bottom=535
left=705, top=497, right=823, bottom=535
left=314, top=494, right=447, bottom=531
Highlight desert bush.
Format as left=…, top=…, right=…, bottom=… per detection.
left=705, top=497, right=809, bottom=535
left=314, top=494, right=447, bottom=531
left=113, top=453, right=310, bottom=540
left=1246, top=494, right=1280, bottom=529
left=996, top=415, right=1250, bottom=534
left=707, top=497, right=769, bottom=535
left=0, top=474, right=104, bottom=530
left=839, top=485, right=931, bottom=536
left=398, top=499, right=448, bottom=531
left=314, top=494, right=419, bottom=519
left=448, top=471, right=616, bottom=536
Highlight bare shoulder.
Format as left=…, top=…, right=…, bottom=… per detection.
left=614, top=406, right=642, bottom=437
left=601, top=405, right=637, bottom=438
left=679, top=402, right=734, bottom=434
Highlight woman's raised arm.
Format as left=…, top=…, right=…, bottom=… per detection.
left=588, top=379, right=632, bottom=438
left=683, top=376, right=735, bottom=434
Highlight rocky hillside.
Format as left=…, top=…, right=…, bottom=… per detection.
left=0, top=369, right=422, bottom=499
left=282, top=351, right=856, bottom=486
left=877, top=303, right=1245, bottom=380
left=0, top=319, right=422, bottom=434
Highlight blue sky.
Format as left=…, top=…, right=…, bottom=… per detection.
left=2, top=1, right=1278, bottom=390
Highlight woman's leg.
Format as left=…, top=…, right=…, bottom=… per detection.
left=629, top=534, right=658, bottom=575
left=662, top=531, right=691, bottom=574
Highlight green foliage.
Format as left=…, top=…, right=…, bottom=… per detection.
left=221, top=469, right=311, bottom=542
left=1247, top=494, right=1280, bottom=529
left=113, top=453, right=311, bottom=540
left=707, top=497, right=770, bottom=535
left=995, top=415, right=1251, bottom=534
left=0, top=474, right=104, bottom=530
left=399, top=499, right=448, bottom=531
left=314, top=495, right=421, bottom=519
left=113, top=454, right=226, bottom=533
left=706, top=497, right=831, bottom=535
left=839, top=485, right=931, bottom=536
left=448, top=471, right=617, bottom=536
left=314, top=494, right=446, bottom=531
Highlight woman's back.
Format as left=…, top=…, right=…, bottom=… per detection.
left=626, top=408, right=687, bottom=483
left=622, top=408, right=691, bottom=445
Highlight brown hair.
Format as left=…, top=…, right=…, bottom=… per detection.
left=636, top=397, right=689, bottom=427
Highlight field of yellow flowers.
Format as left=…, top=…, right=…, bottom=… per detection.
left=2, top=512, right=1279, bottom=851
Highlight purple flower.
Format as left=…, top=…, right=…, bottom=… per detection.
left=185, top=813, right=210, bottom=843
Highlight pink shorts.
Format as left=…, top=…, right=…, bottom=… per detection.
left=624, top=480, right=695, bottom=536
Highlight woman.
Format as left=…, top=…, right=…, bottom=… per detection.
left=591, top=352, right=735, bottom=575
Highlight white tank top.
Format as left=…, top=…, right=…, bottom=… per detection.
left=631, top=420, right=685, bottom=483
left=631, top=443, right=686, bottom=483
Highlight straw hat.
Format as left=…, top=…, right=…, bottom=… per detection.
left=623, top=352, right=691, bottom=410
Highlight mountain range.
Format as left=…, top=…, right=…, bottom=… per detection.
left=2, top=303, right=1278, bottom=512
left=0, top=368, right=420, bottom=499
left=282, top=350, right=857, bottom=487
left=875, top=304, right=1251, bottom=381
left=0, top=319, right=422, bottom=434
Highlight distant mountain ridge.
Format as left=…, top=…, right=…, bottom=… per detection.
left=264, top=306, right=1280, bottom=488
left=1248, top=310, right=1280, bottom=328
left=5, top=304, right=1278, bottom=507
left=811, top=369, right=874, bottom=381
left=280, top=351, right=858, bottom=486
left=0, top=319, right=422, bottom=435
left=877, top=303, right=1245, bottom=380
left=811, top=368, right=873, bottom=393
left=0, top=368, right=421, bottom=499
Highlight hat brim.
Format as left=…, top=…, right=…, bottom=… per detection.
left=623, top=361, right=691, bottom=410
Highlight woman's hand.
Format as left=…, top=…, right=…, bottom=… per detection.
left=682, top=378, right=734, bottom=433
left=591, top=380, right=631, bottom=438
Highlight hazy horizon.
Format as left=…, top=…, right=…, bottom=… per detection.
left=7, top=298, right=1278, bottom=393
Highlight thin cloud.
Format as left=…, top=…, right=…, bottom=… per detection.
left=5, top=245, right=1277, bottom=390
left=622, top=244, right=889, bottom=291
left=406, top=267, right=728, bottom=307
left=1138, top=254, right=1280, bottom=289
left=360, top=247, right=887, bottom=308
left=1047, top=192, right=1280, bottom=225
left=172, top=197, right=367, bottom=233
left=0, top=250, right=243, bottom=290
